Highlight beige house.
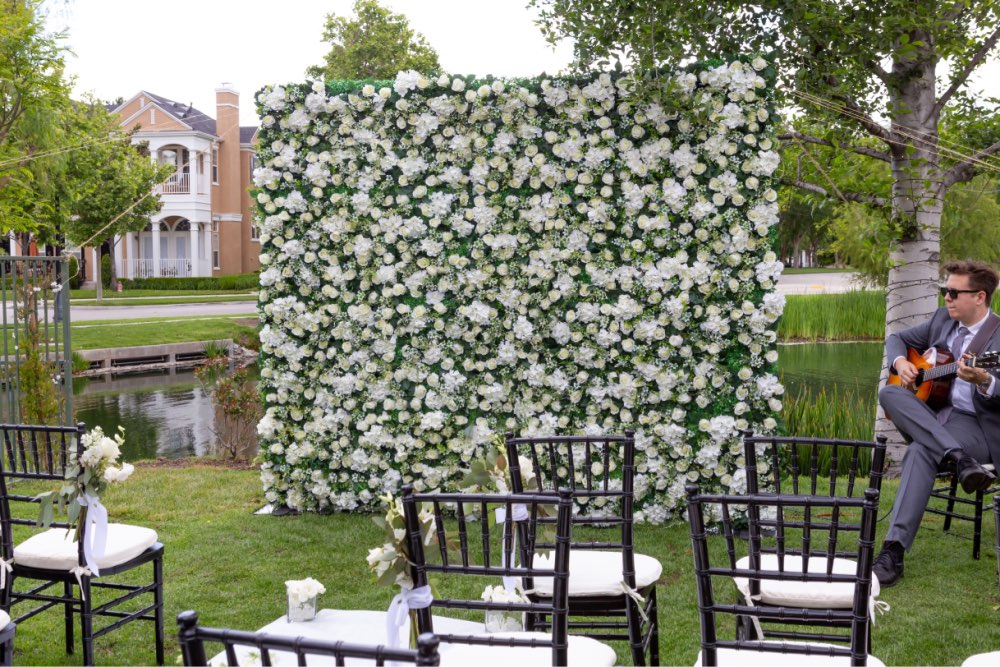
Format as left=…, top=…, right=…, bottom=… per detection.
left=83, top=86, right=260, bottom=282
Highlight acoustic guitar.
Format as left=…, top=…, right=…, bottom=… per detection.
left=887, top=348, right=1000, bottom=410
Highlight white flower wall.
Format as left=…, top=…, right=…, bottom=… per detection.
left=253, top=58, right=785, bottom=522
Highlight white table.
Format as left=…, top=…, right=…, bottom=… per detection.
left=207, top=608, right=482, bottom=665
left=207, top=608, right=617, bottom=666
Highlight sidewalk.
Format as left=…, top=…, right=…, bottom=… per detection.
left=62, top=271, right=867, bottom=322
left=774, top=271, right=868, bottom=295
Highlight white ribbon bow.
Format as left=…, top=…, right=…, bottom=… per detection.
left=619, top=581, right=649, bottom=623
left=76, top=494, right=109, bottom=577
left=70, top=565, right=93, bottom=600
left=0, top=557, right=12, bottom=591
left=495, top=505, right=529, bottom=592
left=385, top=584, right=433, bottom=649
left=870, top=598, right=890, bottom=624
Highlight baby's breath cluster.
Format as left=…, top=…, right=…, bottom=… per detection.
left=253, top=58, right=784, bottom=522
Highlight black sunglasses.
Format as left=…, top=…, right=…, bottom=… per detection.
left=940, top=286, right=982, bottom=299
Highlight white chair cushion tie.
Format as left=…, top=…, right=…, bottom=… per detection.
left=385, top=584, right=432, bottom=649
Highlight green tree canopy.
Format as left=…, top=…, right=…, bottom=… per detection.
left=307, top=0, right=441, bottom=80
left=531, top=0, right=1000, bottom=321
left=0, top=0, right=72, bottom=235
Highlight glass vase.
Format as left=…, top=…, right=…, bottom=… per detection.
left=287, top=594, right=317, bottom=623
left=484, top=609, right=525, bottom=633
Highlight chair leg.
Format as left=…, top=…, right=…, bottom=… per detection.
left=81, top=577, right=94, bottom=667
left=943, top=473, right=959, bottom=532
left=973, top=490, right=985, bottom=560
left=647, top=587, right=660, bottom=667
left=625, top=593, right=646, bottom=666
left=64, top=580, right=75, bottom=655
left=154, top=555, right=165, bottom=665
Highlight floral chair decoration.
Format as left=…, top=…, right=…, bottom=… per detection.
left=0, top=423, right=163, bottom=666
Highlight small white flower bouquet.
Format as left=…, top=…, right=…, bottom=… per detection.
left=286, top=577, right=325, bottom=622
left=37, top=426, right=133, bottom=536
left=482, top=585, right=528, bottom=632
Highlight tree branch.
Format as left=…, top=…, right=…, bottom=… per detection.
left=777, top=130, right=891, bottom=162
left=784, top=178, right=890, bottom=208
left=864, top=59, right=892, bottom=87
left=932, top=23, right=1000, bottom=119
left=940, top=138, right=1000, bottom=190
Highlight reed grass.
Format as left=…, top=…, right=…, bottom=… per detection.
left=782, top=384, right=877, bottom=476
left=780, top=291, right=887, bottom=341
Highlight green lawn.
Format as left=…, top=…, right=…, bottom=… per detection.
left=70, top=289, right=255, bottom=300
left=8, top=465, right=999, bottom=666
left=71, top=295, right=255, bottom=307
left=68, top=317, right=257, bottom=350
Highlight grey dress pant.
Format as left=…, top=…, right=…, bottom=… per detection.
left=878, top=385, right=992, bottom=550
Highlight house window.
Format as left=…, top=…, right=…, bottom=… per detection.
left=211, top=146, right=219, bottom=184
left=150, top=109, right=156, bottom=125
left=249, top=154, right=257, bottom=180
left=212, top=220, right=220, bottom=269
left=250, top=220, right=260, bottom=242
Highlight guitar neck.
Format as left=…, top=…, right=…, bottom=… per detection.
left=924, top=361, right=960, bottom=381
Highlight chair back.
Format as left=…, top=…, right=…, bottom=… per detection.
left=402, top=486, right=572, bottom=665
left=743, top=432, right=886, bottom=559
left=0, top=423, right=86, bottom=562
left=176, top=611, right=441, bottom=666
left=505, top=432, right=637, bottom=580
left=686, top=484, right=879, bottom=665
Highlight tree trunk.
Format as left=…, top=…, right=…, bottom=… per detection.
left=875, top=40, right=945, bottom=472
left=109, top=237, right=119, bottom=287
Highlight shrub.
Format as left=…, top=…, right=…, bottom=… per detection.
left=68, top=255, right=82, bottom=290
left=119, top=273, right=259, bottom=291
left=100, top=253, right=112, bottom=288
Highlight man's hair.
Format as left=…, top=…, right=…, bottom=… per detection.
left=944, top=260, right=1000, bottom=299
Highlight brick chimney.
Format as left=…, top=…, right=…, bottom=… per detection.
left=212, top=84, right=244, bottom=273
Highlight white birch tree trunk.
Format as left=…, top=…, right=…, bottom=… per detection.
left=875, top=42, right=945, bottom=472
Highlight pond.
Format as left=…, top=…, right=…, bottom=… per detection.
left=73, top=342, right=885, bottom=462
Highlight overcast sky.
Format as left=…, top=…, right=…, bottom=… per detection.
left=45, top=0, right=575, bottom=127
left=45, top=1, right=998, bottom=129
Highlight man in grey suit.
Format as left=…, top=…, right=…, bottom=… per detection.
left=875, top=260, right=1000, bottom=586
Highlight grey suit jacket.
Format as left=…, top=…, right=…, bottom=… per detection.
left=886, top=308, right=1000, bottom=456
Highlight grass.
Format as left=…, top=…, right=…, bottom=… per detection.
left=70, top=295, right=255, bottom=307
left=70, top=289, right=255, bottom=300
left=8, top=464, right=999, bottom=666
left=68, top=317, right=257, bottom=351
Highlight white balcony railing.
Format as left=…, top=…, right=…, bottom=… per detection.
left=120, top=258, right=211, bottom=279
left=157, top=173, right=190, bottom=195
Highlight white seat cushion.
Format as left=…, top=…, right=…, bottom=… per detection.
left=695, top=643, right=885, bottom=666
left=14, top=523, right=157, bottom=571
left=963, top=651, right=1000, bottom=667
left=0, top=609, right=9, bottom=631
left=439, top=631, right=616, bottom=667
left=531, top=549, right=663, bottom=597
left=733, top=555, right=880, bottom=608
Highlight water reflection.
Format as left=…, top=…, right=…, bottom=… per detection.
left=74, top=371, right=216, bottom=461
left=778, top=341, right=883, bottom=402
left=70, top=343, right=883, bottom=462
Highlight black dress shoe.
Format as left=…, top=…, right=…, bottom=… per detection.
left=873, top=542, right=904, bottom=587
left=955, top=454, right=997, bottom=493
